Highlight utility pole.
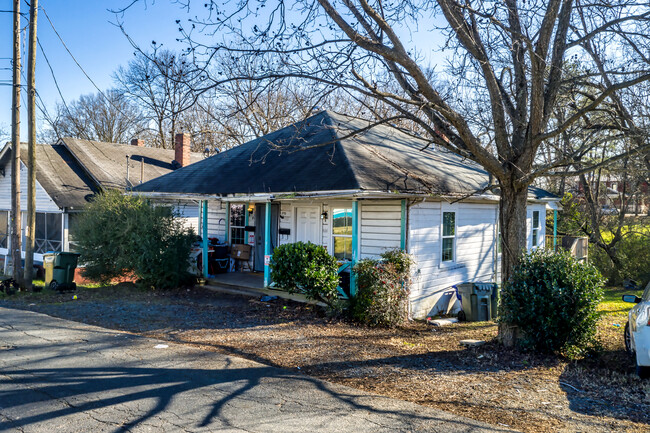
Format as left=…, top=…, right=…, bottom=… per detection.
left=10, top=0, right=22, bottom=285
left=24, top=0, right=38, bottom=289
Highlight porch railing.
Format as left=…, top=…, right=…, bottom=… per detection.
left=545, top=235, right=589, bottom=262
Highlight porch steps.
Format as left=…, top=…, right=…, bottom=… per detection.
left=203, top=280, right=326, bottom=306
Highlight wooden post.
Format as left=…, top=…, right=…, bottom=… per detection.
left=263, top=201, right=271, bottom=287
left=10, top=0, right=22, bottom=284
left=24, top=0, right=38, bottom=289
left=202, top=200, right=209, bottom=278
left=350, top=200, right=359, bottom=296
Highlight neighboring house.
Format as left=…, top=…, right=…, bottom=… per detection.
left=565, top=175, right=650, bottom=216
left=0, top=135, right=202, bottom=273
left=134, top=111, right=560, bottom=319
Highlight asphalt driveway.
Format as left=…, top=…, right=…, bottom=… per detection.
left=0, top=307, right=511, bottom=432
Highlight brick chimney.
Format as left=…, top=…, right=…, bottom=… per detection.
left=174, top=133, right=191, bottom=167
left=130, top=138, right=144, bottom=147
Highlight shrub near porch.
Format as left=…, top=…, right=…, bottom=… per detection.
left=351, top=249, right=414, bottom=328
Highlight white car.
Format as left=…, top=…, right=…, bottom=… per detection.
left=624, top=281, right=650, bottom=378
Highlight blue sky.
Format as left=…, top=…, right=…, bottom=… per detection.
left=0, top=0, right=195, bottom=137
left=0, top=1, right=448, bottom=141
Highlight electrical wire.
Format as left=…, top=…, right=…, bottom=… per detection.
left=39, top=5, right=132, bottom=121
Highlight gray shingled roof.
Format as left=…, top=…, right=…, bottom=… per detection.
left=135, top=111, right=557, bottom=201
left=61, top=138, right=202, bottom=190
left=0, top=138, right=202, bottom=210
left=24, top=143, right=99, bottom=210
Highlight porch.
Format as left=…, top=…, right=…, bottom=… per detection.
left=205, top=271, right=325, bottom=305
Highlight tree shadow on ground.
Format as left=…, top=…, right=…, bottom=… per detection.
left=0, top=360, right=511, bottom=433
left=558, top=348, right=650, bottom=426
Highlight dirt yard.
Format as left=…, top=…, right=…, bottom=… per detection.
left=1, top=283, right=648, bottom=433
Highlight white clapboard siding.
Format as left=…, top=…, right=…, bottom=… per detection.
left=408, top=201, right=500, bottom=319
left=321, top=203, right=330, bottom=250
left=174, top=202, right=200, bottom=233
left=0, top=161, right=60, bottom=212
left=278, top=202, right=294, bottom=246
left=201, top=200, right=227, bottom=241
left=360, top=200, right=401, bottom=259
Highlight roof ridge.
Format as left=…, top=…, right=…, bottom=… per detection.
left=60, top=137, right=203, bottom=155
left=321, top=112, right=362, bottom=190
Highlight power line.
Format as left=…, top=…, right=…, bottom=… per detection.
left=40, top=6, right=107, bottom=99
left=39, top=5, right=132, bottom=121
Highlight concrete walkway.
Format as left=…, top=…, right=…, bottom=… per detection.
left=0, top=307, right=513, bottom=432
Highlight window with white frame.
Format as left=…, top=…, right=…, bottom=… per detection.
left=441, top=211, right=456, bottom=262
left=532, top=210, right=540, bottom=248
left=229, top=204, right=246, bottom=245
left=332, top=208, right=353, bottom=260
left=0, top=211, right=7, bottom=249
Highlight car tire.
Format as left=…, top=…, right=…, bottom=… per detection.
left=637, top=365, right=650, bottom=379
left=625, top=323, right=634, bottom=356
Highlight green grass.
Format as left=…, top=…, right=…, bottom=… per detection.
left=599, top=224, right=650, bottom=243
left=599, top=286, right=644, bottom=317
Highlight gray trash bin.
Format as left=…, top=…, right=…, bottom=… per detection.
left=456, top=282, right=498, bottom=321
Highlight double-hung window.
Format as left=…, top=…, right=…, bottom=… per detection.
left=0, top=211, right=7, bottom=249
left=229, top=204, right=246, bottom=245
left=332, top=208, right=353, bottom=260
left=441, top=211, right=456, bottom=263
left=531, top=210, right=540, bottom=248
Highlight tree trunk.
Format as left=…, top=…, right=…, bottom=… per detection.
left=24, top=0, right=37, bottom=289
left=497, top=184, right=529, bottom=346
left=10, top=0, right=22, bottom=285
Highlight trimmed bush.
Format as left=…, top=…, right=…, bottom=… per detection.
left=75, top=190, right=195, bottom=289
left=351, top=249, right=414, bottom=328
left=270, top=242, right=340, bottom=308
left=499, top=249, right=604, bottom=357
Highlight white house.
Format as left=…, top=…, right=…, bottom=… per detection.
left=134, top=111, right=560, bottom=319
left=0, top=136, right=202, bottom=274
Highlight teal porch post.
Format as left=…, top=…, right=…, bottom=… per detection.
left=400, top=199, right=407, bottom=250
left=202, top=200, right=209, bottom=278
left=350, top=200, right=359, bottom=296
left=224, top=203, right=230, bottom=244
left=244, top=202, right=249, bottom=246
left=264, top=201, right=272, bottom=287
left=553, top=210, right=558, bottom=250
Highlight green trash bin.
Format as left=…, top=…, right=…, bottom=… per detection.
left=43, top=252, right=80, bottom=291
left=456, top=282, right=499, bottom=322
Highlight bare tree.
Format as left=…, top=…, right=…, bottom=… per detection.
left=166, top=1, right=649, bottom=280
left=118, top=0, right=650, bottom=341
left=44, top=89, right=147, bottom=144
left=114, top=50, right=197, bottom=148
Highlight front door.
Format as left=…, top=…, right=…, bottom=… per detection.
left=295, top=207, right=320, bottom=244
